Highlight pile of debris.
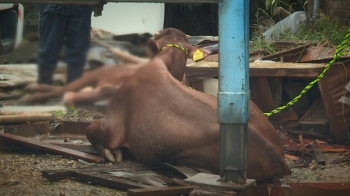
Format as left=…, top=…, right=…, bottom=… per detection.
left=186, top=39, right=350, bottom=143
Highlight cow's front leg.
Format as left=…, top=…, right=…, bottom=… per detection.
left=24, top=83, right=61, bottom=93
left=86, top=119, right=122, bottom=163
left=18, top=84, right=63, bottom=104
left=63, top=84, right=120, bottom=106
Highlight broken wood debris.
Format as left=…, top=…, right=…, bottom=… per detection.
left=43, top=164, right=191, bottom=191
left=0, top=133, right=105, bottom=163
left=300, top=44, right=350, bottom=63
left=270, top=182, right=350, bottom=196
left=4, top=121, right=51, bottom=137
left=127, top=186, right=195, bottom=196
left=0, top=113, right=53, bottom=124
left=288, top=155, right=313, bottom=169
left=280, top=131, right=350, bottom=169
left=48, top=142, right=99, bottom=155
left=184, top=173, right=256, bottom=191
left=163, top=163, right=200, bottom=178
left=185, top=41, right=350, bottom=142
left=330, top=154, right=350, bottom=164
left=59, top=120, right=91, bottom=135
left=311, top=141, right=326, bottom=165
left=0, top=105, right=66, bottom=115
left=41, top=162, right=267, bottom=196
left=284, top=154, right=299, bottom=161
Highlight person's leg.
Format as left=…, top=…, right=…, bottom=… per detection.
left=65, top=15, right=91, bottom=83
left=37, top=12, right=66, bottom=85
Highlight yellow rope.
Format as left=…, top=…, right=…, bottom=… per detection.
left=161, top=44, right=189, bottom=56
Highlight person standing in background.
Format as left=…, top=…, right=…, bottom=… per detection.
left=37, top=4, right=92, bottom=84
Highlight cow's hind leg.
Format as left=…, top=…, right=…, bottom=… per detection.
left=86, top=119, right=122, bottom=163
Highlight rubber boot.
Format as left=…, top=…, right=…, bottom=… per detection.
left=66, top=64, right=84, bottom=84
left=38, top=67, right=55, bottom=85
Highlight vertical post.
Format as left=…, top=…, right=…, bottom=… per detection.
left=313, top=0, right=320, bottom=18
left=218, top=0, right=250, bottom=183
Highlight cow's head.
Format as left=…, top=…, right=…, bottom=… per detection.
left=147, top=28, right=211, bottom=60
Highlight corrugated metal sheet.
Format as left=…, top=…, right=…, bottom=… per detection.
left=262, top=43, right=313, bottom=62
left=318, top=62, right=350, bottom=141
left=300, top=44, right=350, bottom=63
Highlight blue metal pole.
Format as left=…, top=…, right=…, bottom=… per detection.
left=218, top=0, right=250, bottom=183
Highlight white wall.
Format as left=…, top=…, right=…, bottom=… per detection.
left=91, top=2, right=164, bottom=35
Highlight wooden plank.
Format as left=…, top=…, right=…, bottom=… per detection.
left=250, top=77, right=276, bottom=113
left=0, top=105, right=66, bottom=115
left=284, top=154, right=299, bottom=161
left=311, top=141, right=326, bottom=165
left=48, top=142, right=99, bottom=155
left=43, top=164, right=167, bottom=190
left=4, top=122, right=51, bottom=137
left=43, top=169, right=151, bottom=190
left=190, top=80, right=205, bottom=92
left=0, top=138, right=24, bottom=151
left=318, top=147, right=347, bottom=153
left=330, top=155, right=350, bottom=164
left=185, top=62, right=326, bottom=79
left=127, top=185, right=195, bottom=196
left=190, top=189, right=236, bottom=196
left=285, top=130, right=334, bottom=141
left=0, top=133, right=105, bottom=163
left=262, top=43, right=313, bottom=62
left=61, top=120, right=91, bottom=135
left=0, top=113, right=53, bottom=124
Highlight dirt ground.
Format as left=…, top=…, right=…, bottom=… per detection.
left=284, top=153, right=350, bottom=183
left=0, top=151, right=127, bottom=196
left=1, top=106, right=350, bottom=195
left=0, top=107, right=128, bottom=196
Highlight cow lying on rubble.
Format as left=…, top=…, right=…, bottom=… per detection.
left=20, top=28, right=290, bottom=182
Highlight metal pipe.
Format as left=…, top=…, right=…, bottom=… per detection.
left=313, top=0, right=320, bottom=18
left=218, top=0, right=250, bottom=183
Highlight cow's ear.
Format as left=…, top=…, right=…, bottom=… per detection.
left=188, top=47, right=211, bottom=62
left=147, top=39, right=160, bottom=58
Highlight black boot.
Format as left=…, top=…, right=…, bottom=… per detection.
left=38, top=67, right=55, bottom=85
left=66, top=64, right=84, bottom=83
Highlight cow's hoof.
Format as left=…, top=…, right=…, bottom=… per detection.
left=63, top=92, right=75, bottom=105
left=112, top=149, right=123, bottom=163
left=101, top=148, right=116, bottom=162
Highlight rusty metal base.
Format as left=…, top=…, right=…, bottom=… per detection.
left=184, top=173, right=256, bottom=191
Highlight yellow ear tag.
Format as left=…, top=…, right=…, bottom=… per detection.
left=192, top=49, right=204, bottom=62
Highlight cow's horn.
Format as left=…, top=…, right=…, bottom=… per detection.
left=154, top=32, right=160, bottom=38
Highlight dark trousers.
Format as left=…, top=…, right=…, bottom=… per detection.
left=37, top=12, right=91, bottom=84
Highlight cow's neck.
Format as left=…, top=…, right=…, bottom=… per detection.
left=156, top=43, right=189, bottom=81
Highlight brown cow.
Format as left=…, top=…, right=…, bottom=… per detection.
left=21, top=28, right=290, bottom=182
